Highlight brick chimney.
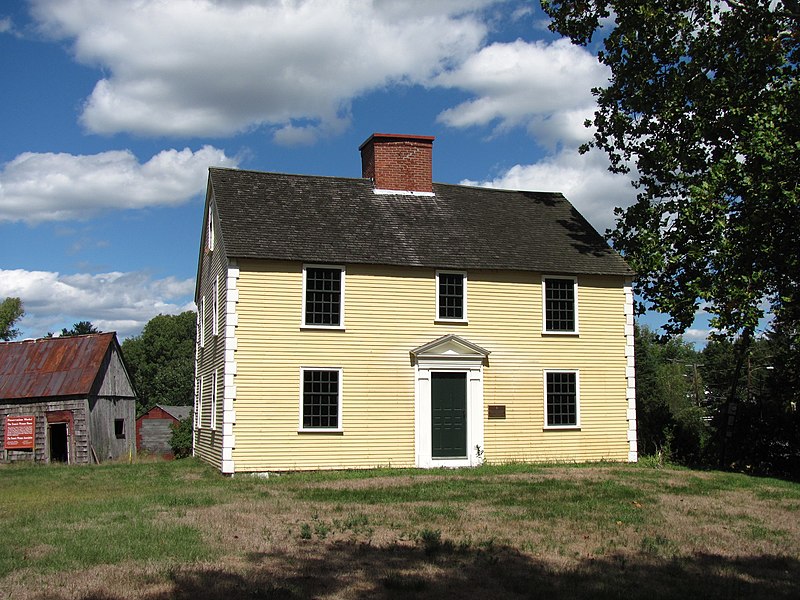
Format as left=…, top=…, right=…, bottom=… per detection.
left=359, top=133, right=435, bottom=194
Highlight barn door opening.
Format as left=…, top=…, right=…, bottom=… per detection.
left=49, top=422, right=69, bottom=463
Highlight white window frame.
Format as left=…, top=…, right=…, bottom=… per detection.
left=435, top=270, right=468, bottom=323
left=542, top=275, right=579, bottom=335
left=212, top=274, right=220, bottom=337
left=210, top=369, right=218, bottom=430
left=543, top=369, right=581, bottom=430
left=298, top=367, right=343, bottom=433
left=199, top=297, right=206, bottom=347
left=206, top=210, right=214, bottom=252
left=194, top=376, right=203, bottom=429
left=301, top=264, right=345, bottom=330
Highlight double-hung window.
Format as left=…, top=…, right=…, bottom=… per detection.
left=544, top=370, right=580, bottom=428
left=303, top=265, right=344, bottom=328
left=212, top=275, right=220, bottom=337
left=206, top=210, right=214, bottom=252
left=436, top=271, right=467, bottom=322
left=194, top=376, right=203, bottom=429
left=210, top=369, right=218, bottom=430
left=299, top=368, right=342, bottom=431
left=199, top=297, right=206, bottom=347
left=543, top=276, right=578, bottom=334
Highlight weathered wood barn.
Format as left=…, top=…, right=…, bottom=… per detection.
left=0, top=333, right=137, bottom=464
left=136, top=404, right=192, bottom=458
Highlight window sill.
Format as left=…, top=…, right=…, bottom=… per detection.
left=300, top=325, right=346, bottom=331
left=434, top=319, right=468, bottom=325
left=543, top=425, right=581, bottom=431
left=297, top=429, right=343, bottom=434
left=542, top=330, right=579, bottom=336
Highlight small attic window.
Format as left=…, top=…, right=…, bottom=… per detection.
left=206, top=210, right=215, bottom=252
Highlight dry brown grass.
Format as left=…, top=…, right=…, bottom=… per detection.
left=1, top=461, right=798, bottom=600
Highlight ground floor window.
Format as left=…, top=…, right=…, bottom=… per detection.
left=300, top=368, right=342, bottom=431
left=544, top=370, right=579, bottom=428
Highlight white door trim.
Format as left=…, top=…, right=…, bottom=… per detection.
left=415, top=359, right=484, bottom=468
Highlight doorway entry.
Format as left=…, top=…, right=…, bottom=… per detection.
left=431, top=372, right=467, bottom=459
left=49, top=422, right=69, bottom=463
left=412, top=334, right=489, bottom=468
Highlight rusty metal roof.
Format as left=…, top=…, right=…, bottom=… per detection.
left=0, top=333, right=117, bottom=400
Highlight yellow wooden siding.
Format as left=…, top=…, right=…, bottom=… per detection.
left=230, top=260, right=629, bottom=472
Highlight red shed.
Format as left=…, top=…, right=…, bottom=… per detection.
left=136, top=404, right=192, bottom=458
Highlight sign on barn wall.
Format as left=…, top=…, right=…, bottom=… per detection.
left=4, top=415, right=36, bottom=449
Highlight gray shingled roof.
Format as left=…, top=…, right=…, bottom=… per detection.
left=208, top=167, right=633, bottom=276
left=156, top=405, right=192, bottom=421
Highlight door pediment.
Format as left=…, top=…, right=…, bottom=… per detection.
left=410, top=334, right=490, bottom=367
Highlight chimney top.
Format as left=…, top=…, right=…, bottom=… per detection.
left=360, top=133, right=435, bottom=195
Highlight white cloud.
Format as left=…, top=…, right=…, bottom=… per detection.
left=0, top=145, right=236, bottom=223
left=0, top=268, right=195, bottom=339
left=29, top=0, right=498, bottom=141
left=435, top=35, right=631, bottom=234
left=436, top=38, right=608, bottom=145
left=683, top=328, right=714, bottom=343
left=0, top=17, right=12, bottom=33
left=463, top=148, right=636, bottom=233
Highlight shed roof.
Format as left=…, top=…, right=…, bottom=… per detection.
left=207, top=168, right=633, bottom=277
left=0, top=333, right=118, bottom=400
left=156, top=404, right=192, bottom=421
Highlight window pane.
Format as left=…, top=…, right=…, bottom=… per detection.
left=545, top=278, right=575, bottom=331
left=303, top=370, right=339, bottom=428
left=546, top=372, right=577, bottom=426
left=305, top=268, right=342, bottom=326
left=438, top=273, right=464, bottom=319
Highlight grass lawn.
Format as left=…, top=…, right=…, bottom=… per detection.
left=1, top=459, right=797, bottom=599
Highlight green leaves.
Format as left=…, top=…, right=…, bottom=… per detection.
left=121, top=311, right=197, bottom=415
left=543, top=0, right=800, bottom=336
left=0, top=297, right=24, bottom=341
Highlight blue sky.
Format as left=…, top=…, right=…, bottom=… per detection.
left=0, top=0, right=703, bottom=341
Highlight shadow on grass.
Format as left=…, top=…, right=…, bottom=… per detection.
left=64, top=541, right=797, bottom=600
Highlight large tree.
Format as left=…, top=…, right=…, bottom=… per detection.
left=541, top=0, right=799, bottom=337
left=635, top=325, right=707, bottom=462
left=122, top=311, right=196, bottom=415
left=702, top=327, right=800, bottom=475
left=0, top=297, right=25, bottom=341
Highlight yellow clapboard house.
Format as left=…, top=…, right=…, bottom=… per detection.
left=194, top=133, right=636, bottom=474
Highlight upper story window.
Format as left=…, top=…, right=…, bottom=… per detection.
left=212, top=274, right=220, bottom=337
left=299, top=368, right=342, bottom=431
left=544, top=370, right=580, bottom=428
left=199, top=297, right=206, bottom=347
left=543, top=276, right=578, bottom=334
left=436, top=271, right=467, bottom=322
left=303, top=265, right=345, bottom=328
left=206, top=210, right=214, bottom=252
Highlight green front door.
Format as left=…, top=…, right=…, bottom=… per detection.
left=431, top=372, right=467, bottom=458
